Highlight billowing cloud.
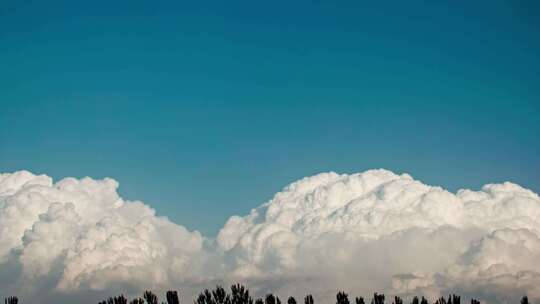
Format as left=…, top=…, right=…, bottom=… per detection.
left=0, top=171, right=204, bottom=302
left=1, top=169, right=539, bottom=303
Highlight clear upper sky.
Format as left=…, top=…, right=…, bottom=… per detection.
left=1, top=0, right=539, bottom=236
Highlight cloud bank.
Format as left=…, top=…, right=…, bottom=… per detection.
left=1, top=169, right=539, bottom=303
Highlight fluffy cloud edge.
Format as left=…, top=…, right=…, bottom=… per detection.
left=1, top=169, right=540, bottom=303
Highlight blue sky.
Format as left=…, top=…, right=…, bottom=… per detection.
left=1, top=0, right=539, bottom=236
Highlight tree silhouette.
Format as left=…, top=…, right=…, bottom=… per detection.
left=371, top=293, right=384, bottom=304
left=212, top=286, right=230, bottom=304
left=448, top=294, right=460, bottom=304
left=265, top=294, right=277, bottom=304
left=336, top=292, right=350, bottom=304
left=198, top=290, right=213, bottom=304
left=194, top=284, right=253, bottom=304
left=166, top=291, right=180, bottom=304
left=144, top=291, right=159, bottom=304
left=3, top=283, right=532, bottom=304
left=99, top=295, right=127, bottom=304
left=4, top=297, right=18, bottom=304
left=231, top=284, right=253, bottom=304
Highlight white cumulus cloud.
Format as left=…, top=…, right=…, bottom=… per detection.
left=0, top=171, right=204, bottom=302
left=217, top=169, right=540, bottom=302
left=1, top=169, right=539, bottom=303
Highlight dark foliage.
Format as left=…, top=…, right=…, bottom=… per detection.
left=101, top=295, right=127, bottom=304
left=144, top=291, right=159, bottom=304
left=371, top=293, right=385, bottom=304
left=448, top=295, right=460, bottom=304
left=113, top=295, right=127, bottom=304
left=196, top=289, right=213, bottom=304
left=231, top=284, right=253, bottom=304
left=4, top=297, right=18, bottom=304
left=196, top=284, right=252, bottom=304
left=99, top=295, right=127, bottom=304
left=336, top=292, right=350, bottom=304
left=167, top=291, right=180, bottom=304
left=8, top=282, right=531, bottom=304
left=265, top=294, right=278, bottom=304
left=213, top=286, right=230, bottom=304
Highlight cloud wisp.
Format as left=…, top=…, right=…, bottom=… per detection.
left=1, top=169, right=539, bottom=303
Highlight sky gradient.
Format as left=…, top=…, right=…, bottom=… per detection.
left=1, top=0, right=539, bottom=236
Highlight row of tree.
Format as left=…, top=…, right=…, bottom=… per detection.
left=2, top=284, right=532, bottom=304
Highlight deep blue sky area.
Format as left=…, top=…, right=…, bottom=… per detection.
left=1, top=0, right=539, bottom=235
